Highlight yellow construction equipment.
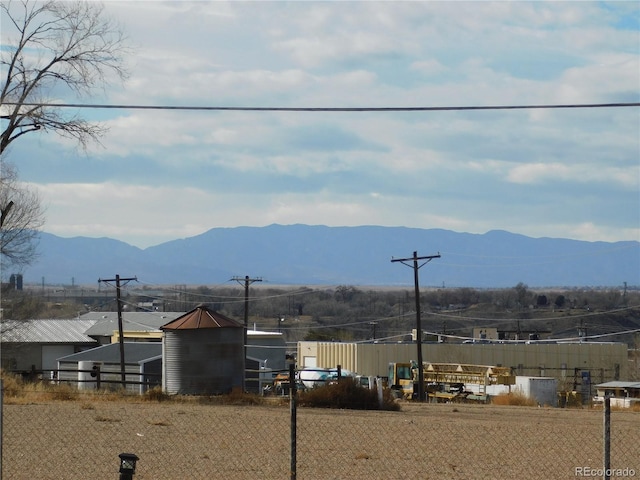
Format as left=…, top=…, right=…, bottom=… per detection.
left=388, top=361, right=516, bottom=401
left=387, top=362, right=414, bottom=399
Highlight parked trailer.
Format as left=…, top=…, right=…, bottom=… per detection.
left=514, top=376, right=558, bottom=406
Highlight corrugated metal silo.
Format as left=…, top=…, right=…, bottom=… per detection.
left=161, top=305, right=244, bottom=395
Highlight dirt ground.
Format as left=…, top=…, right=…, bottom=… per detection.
left=2, top=398, right=639, bottom=479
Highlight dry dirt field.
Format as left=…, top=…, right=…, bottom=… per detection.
left=2, top=397, right=639, bottom=479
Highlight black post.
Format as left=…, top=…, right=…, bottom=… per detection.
left=603, top=395, right=611, bottom=480
left=94, top=365, right=101, bottom=390
left=411, top=252, right=424, bottom=401
left=115, top=275, right=126, bottom=388
left=289, top=363, right=297, bottom=480
left=118, top=452, right=138, bottom=480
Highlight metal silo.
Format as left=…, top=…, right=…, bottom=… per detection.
left=161, top=305, right=244, bottom=395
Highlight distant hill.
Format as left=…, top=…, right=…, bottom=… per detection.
left=20, top=225, right=640, bottom=288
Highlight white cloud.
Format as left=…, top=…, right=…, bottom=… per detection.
left=506, top=163, right=638, bottom=188
left=3, top=1, right=637, bottom=249
left=410, top=59, right=448, bottom=76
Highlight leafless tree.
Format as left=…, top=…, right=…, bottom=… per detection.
left=0, top=1, right=129, bottom=269
left=0, top=0, right=130, bottom=153
left=0, top=160, right=44, bottom=269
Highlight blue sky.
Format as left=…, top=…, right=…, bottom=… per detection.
left=3, top=1, right=639, bottom=248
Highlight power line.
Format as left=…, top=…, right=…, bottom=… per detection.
left=2, top=101, right=639, bottom=112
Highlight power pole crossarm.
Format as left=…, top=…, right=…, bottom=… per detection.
left=391, top=251, right=440, bottom=402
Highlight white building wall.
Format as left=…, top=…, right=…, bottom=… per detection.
left=514, top=376, right=558, bottom=406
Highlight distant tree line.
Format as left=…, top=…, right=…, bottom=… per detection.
left=2, top=282, right=637, bottom=346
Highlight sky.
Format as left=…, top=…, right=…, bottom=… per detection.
left=2, top=1, right=640, bottom=249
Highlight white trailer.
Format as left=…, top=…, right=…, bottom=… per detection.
left=514, top=376, right=558, bottom=406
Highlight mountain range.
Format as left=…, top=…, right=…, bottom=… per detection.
left=18, top=224, right=640, bottom=288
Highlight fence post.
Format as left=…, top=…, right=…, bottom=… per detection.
left=289, top=363, right=297, bottom=480
left=603, top=394, right=610, bottom=480
left=95, top=366, right=101, bottom=390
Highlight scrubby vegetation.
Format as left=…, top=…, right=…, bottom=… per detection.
left=297, top=378, right=400, bottom=411
left=0, top=370, right=272, bottom=407
left=491, top=392, right=537, bottom=407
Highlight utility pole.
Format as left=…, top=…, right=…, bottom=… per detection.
left=369, top=321, right=377, bottom=341
left=231, top=275, right=262, bottom=390
left=391, top=251, right=440, bottom=402
left=98, top=274, right=137, bottom=389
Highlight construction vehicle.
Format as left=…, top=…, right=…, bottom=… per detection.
left=263, top=372, right=306, bottom=396
left=387, top=361, right=516, bottom=401
left=387, top=362, right=414, bottom=398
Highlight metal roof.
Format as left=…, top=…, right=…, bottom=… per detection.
left=161, top=305, right=243, bottom=330
left=595, top=381, right=640, bottom=389
left=81, top=312, right=184, bottom=336
left=1, top=319, right=97, bottom=344
left=57, top=342, right=162, bottom=364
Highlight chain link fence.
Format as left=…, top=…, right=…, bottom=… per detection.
left=1, top=376, right=639, bottom=480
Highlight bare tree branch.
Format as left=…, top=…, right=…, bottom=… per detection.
left=0, top=0, right=130, bottom=154
left=0, top=160, right=45, bottom=269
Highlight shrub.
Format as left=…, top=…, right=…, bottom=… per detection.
left=298, top=378, right=399, bottom=411
left=491, top=392, right=537, bottom=407
left=0, top=370, right=24, bottom=397
left=143, top=386, right=170, bottom=402
left=47, top=383, right=76, bottom=401
left=194, top=389, right=268, bottom=406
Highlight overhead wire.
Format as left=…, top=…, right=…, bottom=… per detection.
left=4, top=101, right=639, bottom=112
left=21, top=98, right=636, bottom=341
left=111, top=277, right=315, bottom=305
left=440, top=243, right=636, bottom=261
left=427, top=303, right=640, bottom=323
left=437, top=244, right=639, bottom=269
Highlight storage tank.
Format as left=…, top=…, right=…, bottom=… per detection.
left=161, top=305, right=244, bottom=395
left=77, top=361, right=100, bottom=390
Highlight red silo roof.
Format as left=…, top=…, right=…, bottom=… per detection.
left=160, top=305, right=243, bottom=330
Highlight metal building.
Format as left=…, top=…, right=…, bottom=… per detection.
left=1, top=319, right=97, bottom=371
left=161, top=305, right=244, bottom=395
left=298, top=341, right=629, bottom=389
left=57, top=342, right=162, bottom=394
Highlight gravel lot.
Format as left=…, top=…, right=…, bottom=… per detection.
left=2, top=398, right=639, bottom=479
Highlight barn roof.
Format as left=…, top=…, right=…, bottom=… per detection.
left=0, top=319, right=97, bottom=344
left=160, top=305, right=243, bottom=330
left=57, top=342, right=162, bottom=364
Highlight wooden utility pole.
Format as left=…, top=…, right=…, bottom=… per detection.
left=391, top=251, right=440, bottom=402
left=231, top=275, right=262, bottom=390
left=99, top=274, right=137, bottom=389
